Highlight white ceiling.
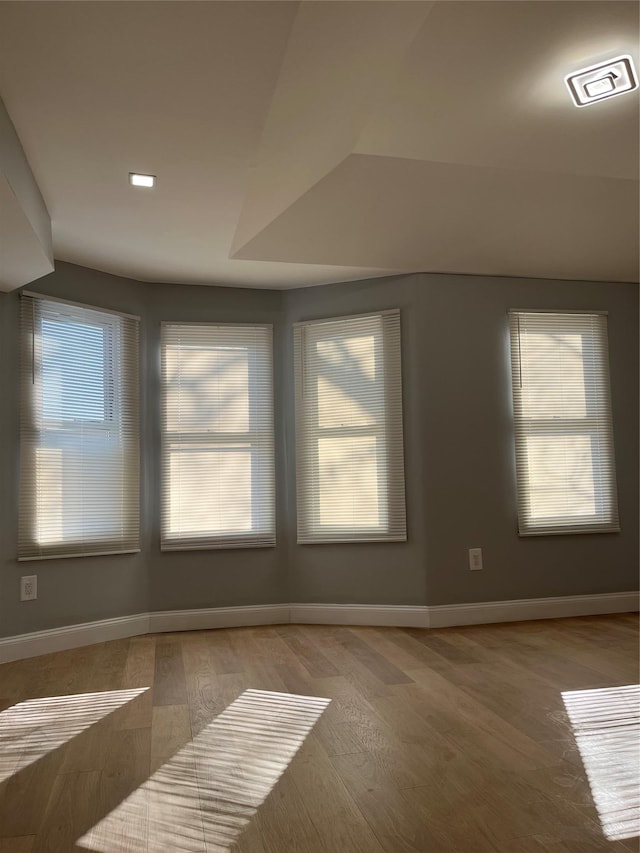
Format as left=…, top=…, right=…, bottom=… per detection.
left=0, top=1, right=638, bottom=289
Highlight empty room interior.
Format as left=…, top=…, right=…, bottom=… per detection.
left=0, top=1, right=639, bottom=851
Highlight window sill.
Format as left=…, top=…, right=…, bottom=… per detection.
left=518, top=526, right=621, bottom=537
left=160, top=541, right=276, bottom=551
left=18, top=549, right=141, bottom=561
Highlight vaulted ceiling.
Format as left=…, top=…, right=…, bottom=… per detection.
left=0, top=1, right=638, bottom=289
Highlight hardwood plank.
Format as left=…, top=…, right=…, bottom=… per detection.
left=463, top=623, right=623, bottom=691
left=247, top=627, right=294, bottom=666
left=320, top=678, right=439, bottom=789
left=252, top=768, right=327, bottom=853
left=413, top=654, right=570, bottom=744
left=298, top=626, right=395, bottom=701
left=181, top=632, right=224, bottom=735
left=233, top=817, right=268, bottom=853
left=330, top=751, right=450, bottom=852
left=85, top=639, right=131, bottom=693
left=350, top=626, right=436, bottom=674
left=0, top=837, right=35, bottom=853
left=379, top=626, right=456, bottom=673
left=313, top=712, right=365, bottom=758
left=402, top=627, right=483, bottom=664
left=331, top=628, right=414, bottom=685
left=404, top=665, right=560, bottom=771
left=26, top=645, right=96, bottom=701
left=208, top=631, right=243, bottom=676
left=399, top=783, right=505, bottom=852
left=287, top=734, right=385, bottom=852
left=150, top=704, right=191, bottom=774
left=153, top=638, right=188, bottom=707
left=79, top=727, right=152, bottom=852
left=0, top=747, right=65, bottom=838
left=114, top=635, right=156, bottom=731
left=58, top=714, right=114, bottom=775
left=536, top=625, right=637, bottom=683
left=101, top=725, right=151, bottom=809
left=32, top=770, right=101, bottom=853
left=276, top=626, right=341, bottom=679
left=272, top=663, right=364, bottom=756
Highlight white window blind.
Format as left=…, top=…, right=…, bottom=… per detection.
left=508, top=311, right=619, bottom=536
left=19, top=295, right=140, bottom=559
left=294, top=310, right=406, bottom=544
left=161, top=323, right=275, bottom=549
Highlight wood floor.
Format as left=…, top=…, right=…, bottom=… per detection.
left=0, top=613, right=638, bottom=852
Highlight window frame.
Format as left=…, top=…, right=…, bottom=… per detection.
left=508, top=309, right=620, bottom=537
left=18, top=294, right=140, bottom=560
left=160, top=321, right=276, bottom=551
left=294, top=309, right=407, bottom=544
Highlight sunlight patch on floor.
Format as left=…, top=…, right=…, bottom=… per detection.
left=562, top=684, right=640, bottom=842
left=0, top=688, right=148, bottom=784
left=78, top=688, right=330, bottom=853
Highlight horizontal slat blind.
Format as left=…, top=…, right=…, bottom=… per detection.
left=508, top=311, right=619, bottom=536
left=19, top=295, right=140, bottom=559
left=161, top=323, right=275, bottom=549
left=294, top=310, right=406, bottom=543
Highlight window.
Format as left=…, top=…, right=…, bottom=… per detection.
left=294, top=310, right=406, bottom=543
left=508, top=311, right=619, bottom=536
left=19, top=295, right=140, bottom=559
left=161, top=323, right=275, bottom=549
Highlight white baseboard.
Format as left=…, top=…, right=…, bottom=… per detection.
left=1, top=592, right=636, bottom=663
left=0, top=613, right=149, bottom=664
left=148, top=604, right=290, bottom=634
left=427, top=591, right=640, bottom=628
left=290, top=603, right=428, bottom=628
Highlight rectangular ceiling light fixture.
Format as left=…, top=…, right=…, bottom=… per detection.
left=129, top=172, right=155, bottom=188
left=565, top=55, right=638, bottom=107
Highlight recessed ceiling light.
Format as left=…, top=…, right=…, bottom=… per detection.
left=565, top=55, right=638, bottom=107
left=129, top=173, right=155, bottom=188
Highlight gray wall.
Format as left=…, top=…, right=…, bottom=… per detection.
left=0, top=262, right=637, bottom=637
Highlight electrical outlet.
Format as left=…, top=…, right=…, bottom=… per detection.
left=468, top=548, right=483, bottom=571
left=20, top=575, right=37, bottom=601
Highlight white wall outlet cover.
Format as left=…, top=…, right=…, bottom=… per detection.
left=565, top=55, right=638, bottom=107
left=20, top=575, right=37, bottom=601
left=468, top=548, right=483, bottom=571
